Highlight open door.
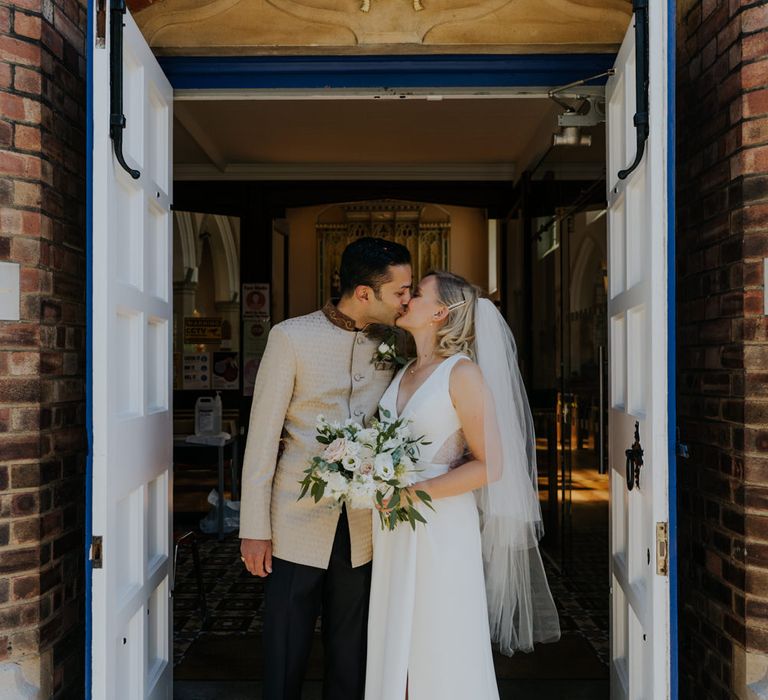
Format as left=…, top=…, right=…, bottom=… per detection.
left=606, top=1, right=674, bottom=698
left=89, top=5, right=173, bottom=699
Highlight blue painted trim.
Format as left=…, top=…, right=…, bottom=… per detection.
left=667, top=0, right=678, bottom=696
left=159, top=53, right=616, bottom=90
left=84, top=0, right=94, bottom=695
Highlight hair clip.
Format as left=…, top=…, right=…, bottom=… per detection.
left=447, top=299, right=467, bottom=311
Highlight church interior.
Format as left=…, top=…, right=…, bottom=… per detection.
left=168, top=94, right=612, bottom=698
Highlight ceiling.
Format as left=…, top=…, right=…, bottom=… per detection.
left=173, top=97, right=606, bottom=180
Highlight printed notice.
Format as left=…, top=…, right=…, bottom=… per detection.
left=242, top=283, right=270, bottom=320
left=182, top=353, right=210, bottom=390
left=212, top=351, right=240, bottom=390
left=184, top=317, right=223, bottom=344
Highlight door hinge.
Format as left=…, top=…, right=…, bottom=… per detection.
left=90, top=536, right=103, bottom=569
left=656, top=522, right=668, bottom=576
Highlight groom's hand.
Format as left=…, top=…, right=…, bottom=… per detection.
left=240, top=538, right=273, bottom=577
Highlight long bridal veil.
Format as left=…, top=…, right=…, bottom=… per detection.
left=473, top=298, right=561, bottom=655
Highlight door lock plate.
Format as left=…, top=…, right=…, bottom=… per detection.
left=656, top=522, right=668, bottom=576
left=91, top=536, right=103, bottom=569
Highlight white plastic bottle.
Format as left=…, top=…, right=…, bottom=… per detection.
left=195, top=396, right=216, bottom=436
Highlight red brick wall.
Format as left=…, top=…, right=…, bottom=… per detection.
left=0, top=0, right=87, bottom=695
left=677, top=0, right=768, bottom=695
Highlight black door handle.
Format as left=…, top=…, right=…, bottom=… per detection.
left=110, top=0, right=140, bottom=179
left=625, top=421, right=644, bottom=491
left=618, top=0, right=649, bottom=181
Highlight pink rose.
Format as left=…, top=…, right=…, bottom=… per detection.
left=323, top=437, right=348, bottom=463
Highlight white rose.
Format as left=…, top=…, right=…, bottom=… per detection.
left=347, top=477, right=377, bottom=509
left=325, top=472, right=349, bottom=499
left=358, top=444, right=375, bottom=461
left=357, top=428, right=378, bottom=447
left=378, top=342, right=393, bottom=355
left=374, top=452, right=395, bottom=480
left=359, top=458, right=375, bottom=476
left=322, top=437, right=348, bottom=463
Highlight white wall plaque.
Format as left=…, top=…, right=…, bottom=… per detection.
left=0, top=262, right=20, bottom=321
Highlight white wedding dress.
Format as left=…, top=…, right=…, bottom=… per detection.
left=365, top=354, right=500, bottom=700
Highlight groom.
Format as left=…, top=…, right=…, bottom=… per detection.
left=239, top=237, right=412, bottom=700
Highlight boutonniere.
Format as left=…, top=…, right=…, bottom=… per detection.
left=372, top=332, right=408, bottom=370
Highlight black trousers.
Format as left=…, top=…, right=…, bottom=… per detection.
left=262, top=508, right=372, bottom=700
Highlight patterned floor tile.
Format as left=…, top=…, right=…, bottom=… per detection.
left=173, top=531, right=609, bottom=668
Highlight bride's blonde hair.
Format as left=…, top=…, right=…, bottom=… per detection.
left=426, top=270, right=482, bottom=359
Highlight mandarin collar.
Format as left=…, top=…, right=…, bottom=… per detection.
left=322, top=299, right=361, bottom=332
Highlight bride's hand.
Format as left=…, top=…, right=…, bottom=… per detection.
left=376, top=487, right=415, bottom=514
left=375, top=495, right=396, bottom=514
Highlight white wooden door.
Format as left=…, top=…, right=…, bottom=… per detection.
left=90, top=8, right=173, bottom=699
left=606, top=5, right=672, bottom=699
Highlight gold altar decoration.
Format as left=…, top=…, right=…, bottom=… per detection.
left=317, top=200, right=450, bottom=304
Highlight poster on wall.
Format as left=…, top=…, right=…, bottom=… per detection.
left=184, top=317, right=223, bottom=344
left=212, top=351, right=240, bottom=390
left=242, top=283, right=270, bottom=320
left=182, top=352, right=210, bottom=390
left=243, top=320, right=270, bottom=354
left=243, top=319, right=270, bottom=396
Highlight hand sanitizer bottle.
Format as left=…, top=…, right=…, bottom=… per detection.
left=195, top=396, right=215, bottom=436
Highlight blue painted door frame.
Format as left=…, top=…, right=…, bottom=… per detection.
left=86, top=11, right=676, bottom=699
left=158, top=53, right=616, bottom=90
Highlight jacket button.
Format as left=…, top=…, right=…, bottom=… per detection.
left=353, top=373, right=363, bottom=382
left=357, top=336, right=365, bottom=345
left=353, top=409, right=363, bottom=417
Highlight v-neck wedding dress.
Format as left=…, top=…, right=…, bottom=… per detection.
left=364, top=354, right=500, bottom=700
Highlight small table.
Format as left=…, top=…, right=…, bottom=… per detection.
left=173, top=434, right=240, bottom=540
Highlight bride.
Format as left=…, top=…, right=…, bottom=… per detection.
left=365, top=271, right=561, bottom=700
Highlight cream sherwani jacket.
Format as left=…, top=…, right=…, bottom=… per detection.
left=239, top=304, right=397, bottom=569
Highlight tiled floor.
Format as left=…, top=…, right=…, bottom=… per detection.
left=174, top=679, right=609, bottom=699
left=172, top=532, right=609, bottom=670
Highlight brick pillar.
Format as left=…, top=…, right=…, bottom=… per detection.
left=0, top=0, right=87, bottom=696
left=677, top=0, right=768, bottom=696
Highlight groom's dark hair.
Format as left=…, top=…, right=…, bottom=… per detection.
left=339, top=237, right=411, bottom=299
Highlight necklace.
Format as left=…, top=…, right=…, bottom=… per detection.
left=408, top=353, right=437, bottom=375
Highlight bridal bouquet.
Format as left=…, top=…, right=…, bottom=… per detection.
left=298, top=410, right=433, bottom=531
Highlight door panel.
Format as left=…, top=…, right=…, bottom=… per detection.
left=91, top=9, right=173, bottom=699
left=607, top=8, right=671, bottom=699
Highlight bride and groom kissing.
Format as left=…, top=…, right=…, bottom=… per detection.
left=239, top=237, right=560, bottom=700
